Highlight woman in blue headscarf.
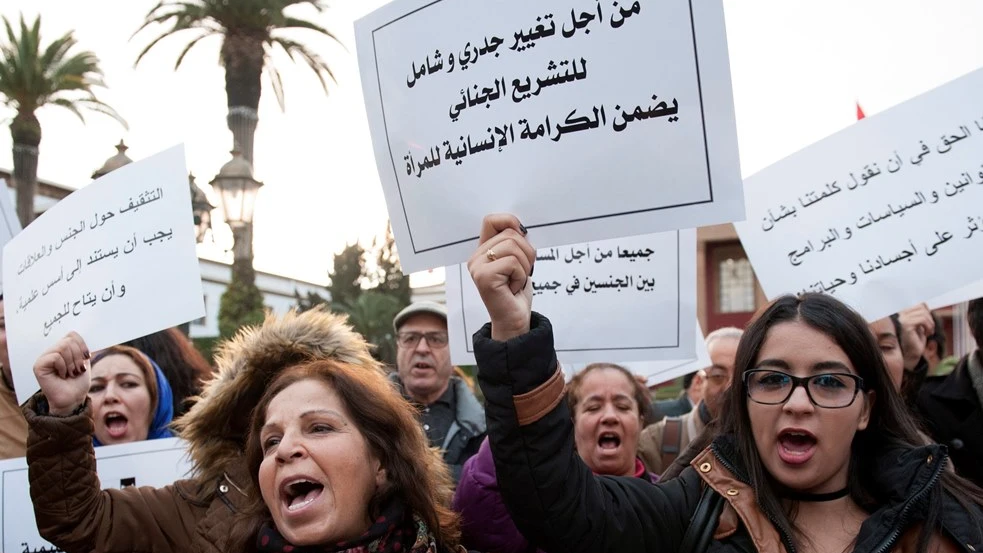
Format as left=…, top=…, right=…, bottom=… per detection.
left=89, top=345, right=174, bottom=445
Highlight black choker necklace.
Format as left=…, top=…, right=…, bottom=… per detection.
left=782, top=487, right=850, bottom=502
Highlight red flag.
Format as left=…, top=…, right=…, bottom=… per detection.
left=856, top=102, right=866, bottom=120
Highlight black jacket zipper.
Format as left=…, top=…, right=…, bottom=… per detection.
left=869, top=451, right=947, bottom=553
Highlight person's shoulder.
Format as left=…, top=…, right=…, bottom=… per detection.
left=920, top=354, right=973, bottom=400
left=641, top=417, right=668, bottom=439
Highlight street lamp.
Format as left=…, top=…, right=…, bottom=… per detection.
left=189, top=173, right=215, bottom=243
left=91, top=140, right=133, bottom=180
left=210, top=147, right=263, bottom=285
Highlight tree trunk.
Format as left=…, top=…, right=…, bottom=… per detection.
left=221, top=33, right=263, bottom=164
left=11, top=110, right=41, bottom=227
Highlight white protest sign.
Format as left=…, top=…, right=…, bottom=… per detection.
left=734, top=67, right=983, bottom=322
left=356, top=0, right=744, bottom=273
left=447, top=230, right=696, bottom=364
left=0, top=437, right=192, bottom=553
left=0, top=181, right=23, bottom=290
left=927, top=280, right=983, bottom=311
left=562, top=321, right=711, bottom=386
left=2, top=145, right=206, bottom=403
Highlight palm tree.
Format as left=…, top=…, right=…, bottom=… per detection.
left=133, top=0, right=340, bottom=165
left=0, top=14, right=126, bottom=226
left=334, top=291, right=403, bottom=366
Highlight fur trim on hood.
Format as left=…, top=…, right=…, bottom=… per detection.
left=172, top=306, right=382, bottom=486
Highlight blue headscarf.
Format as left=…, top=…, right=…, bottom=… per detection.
left=92, top=350, right=175, bottom=446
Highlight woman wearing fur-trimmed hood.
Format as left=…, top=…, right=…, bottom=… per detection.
left=25, top=307, right=393, bottom=553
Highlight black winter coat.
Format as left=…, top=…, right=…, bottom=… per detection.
left=917, top=351, right=983, bottom=489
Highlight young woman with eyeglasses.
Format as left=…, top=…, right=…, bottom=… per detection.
left=467, top=214, right=983, bottom=553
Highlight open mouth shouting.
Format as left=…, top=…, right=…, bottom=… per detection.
left=777, top=428, right=818, bottom=465
left=279, top=476, right=326, bottom=516
left=596, top=431, right=623, bottom=454
left=103, top=411, right=129, bottom=440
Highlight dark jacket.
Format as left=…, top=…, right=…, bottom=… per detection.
left=474, top=313, right=981, bottom=553
left=26, top=308, right=383, bottom=553
left=917, top=350, right=983, bottom=488
left=651, top=393, right=693, bottom=421
left=391, top=374, right=485, bottom=483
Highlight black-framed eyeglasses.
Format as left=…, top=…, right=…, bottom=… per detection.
left=743, top=369, right=864, bottom=409
left=396, top=331, right=449, bottom=349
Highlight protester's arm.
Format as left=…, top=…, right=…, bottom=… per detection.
left=469, top=214, right=699, bottom=553
left=26, top=333, right=198, bottom=553
left=25, top=396, right=198, bottom=553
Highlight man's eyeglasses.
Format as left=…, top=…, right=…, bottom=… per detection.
left=743, top=369, right=864, bottom=409
left=396, top=331, right=449, bottom=349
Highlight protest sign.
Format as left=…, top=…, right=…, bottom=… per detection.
left=927, top=280, right=983, bottom=311
left=562, top=321, right=711, bottom=386
left=356, top=0, right=744, bottom=273
left=734, top=67, right=983, bottom=321
left=446, top=230, right=696, bottom=364
left=0, top=437, right=192, bottom=553
left=2, top=145, right=206, bottom=403
left=0, top=181, right=23, bottom=290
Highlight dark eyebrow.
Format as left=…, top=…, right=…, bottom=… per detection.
left=755, top=359, right=852, bottom=374
left=810, top=361, right=852, bottom=374
left=876, top=333, right=898, bottom=341
left=299, top=409, right=344, bottom=419
left=755, top=359, right=789, bottom=371
left=262, top=409, right=345, bottom=434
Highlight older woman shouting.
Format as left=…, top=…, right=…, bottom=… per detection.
left=23, top=308, right=469, bottom=553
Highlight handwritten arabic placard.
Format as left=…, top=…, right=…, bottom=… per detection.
left=0, top=181, right=23, bottom=290
left=0, top=437, right=192, bottom=553
left=734, top=67, right=983, bottom=322
left=356, top=0, right=743, bottom=273
left=446, top=230, right=696, bottom=364
left=562, top=321, right=710, bottom=386
left=2, top=145, right=206, bottom=403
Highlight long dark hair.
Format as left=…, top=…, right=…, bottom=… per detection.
left=123, top=327, right=213, bottom=416
left=676, top=294, right=983, bottom=552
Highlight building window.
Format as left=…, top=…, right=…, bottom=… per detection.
left=718, top=257, right=755, bottom=313
left=193, top=296, right=207, bottom=326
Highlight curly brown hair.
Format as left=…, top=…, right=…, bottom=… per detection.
left=235, top=359, right=460, bottom=549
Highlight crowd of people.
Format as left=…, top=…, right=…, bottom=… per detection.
left=0, top=214, right=981, bottom=553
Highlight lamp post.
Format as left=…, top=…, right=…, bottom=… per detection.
left=209, top=147, right=263, bottom=286
left=189, top=173, right=215, bottom=244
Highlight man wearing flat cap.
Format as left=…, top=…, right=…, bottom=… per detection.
left=391, top=301, right=485, bottom=482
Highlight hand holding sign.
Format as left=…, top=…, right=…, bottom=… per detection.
left=467, top=214, right=536, bottom=342
left=32, top=331, right=90, bottom=416
left=897, top=303, right=934, bottom=371
left=3, top=145, right=205, bottom=404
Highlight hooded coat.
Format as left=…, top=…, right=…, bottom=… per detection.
left=25, top=308, right=381, bottom=553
